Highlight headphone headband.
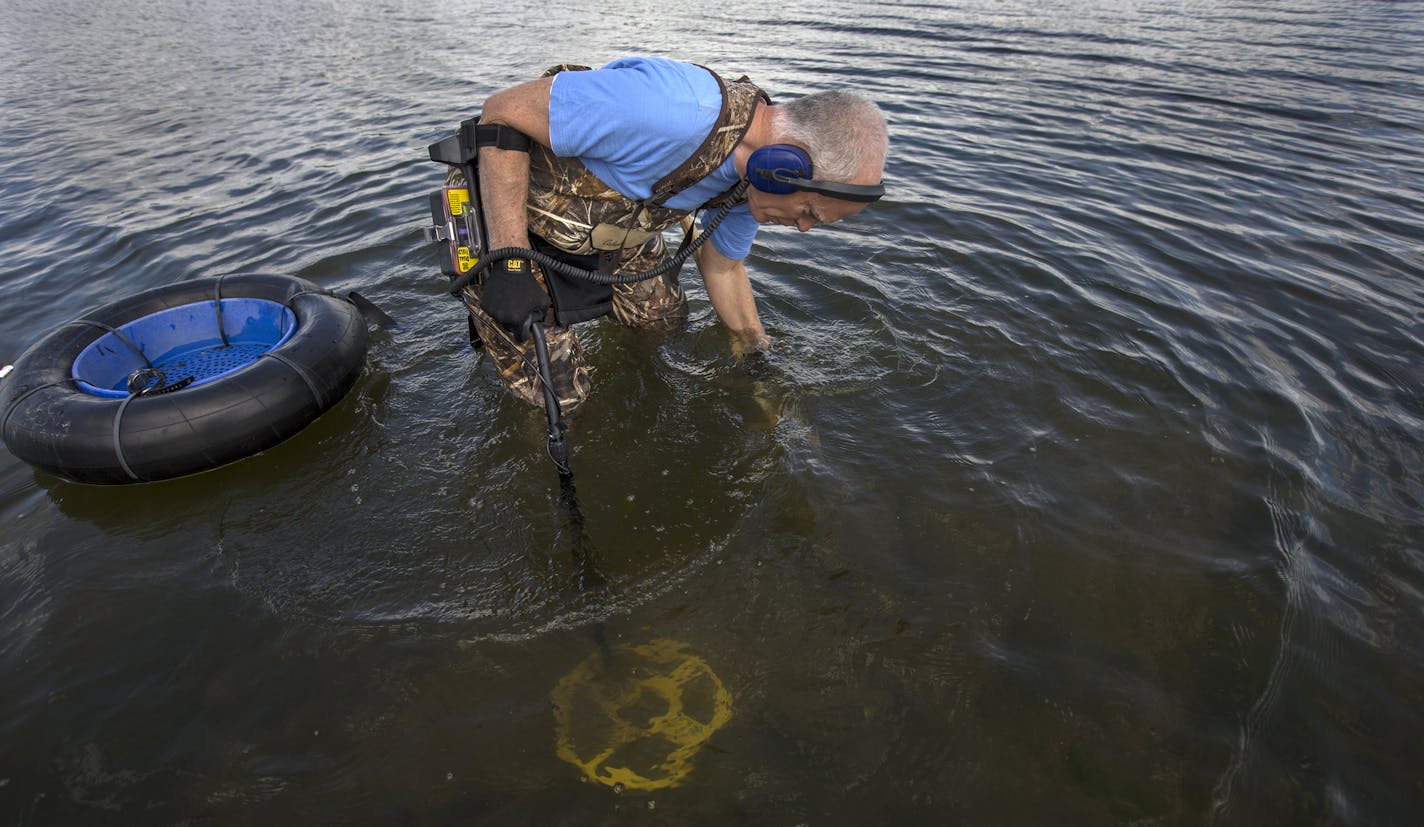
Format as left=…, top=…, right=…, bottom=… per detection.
left=759, top=169, right=885, bottom=203
left=747, top=144, right=885, bottom=204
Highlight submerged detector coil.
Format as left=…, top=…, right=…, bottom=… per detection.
left=551, top=639, right=733, bottom=790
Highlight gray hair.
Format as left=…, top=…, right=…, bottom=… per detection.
left=771, top=91, right=888, bottom=182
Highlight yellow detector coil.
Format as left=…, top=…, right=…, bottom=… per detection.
left=551, top=639, right=733, bottom=791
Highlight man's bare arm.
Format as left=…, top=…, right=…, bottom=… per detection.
left=476, top=77, right=555, bottom=250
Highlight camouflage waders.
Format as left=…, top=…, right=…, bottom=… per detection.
left=449, top=169, right=686, bottom=411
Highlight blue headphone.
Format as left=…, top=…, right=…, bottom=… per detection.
left=746, top=144, right=884, bottom=203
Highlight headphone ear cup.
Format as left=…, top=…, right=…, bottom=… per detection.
left=747, top=144, right=813, bottom=194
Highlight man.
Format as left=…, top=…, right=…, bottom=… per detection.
left=459, top=56, right=888, bottom=409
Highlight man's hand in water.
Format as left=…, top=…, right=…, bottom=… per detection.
left=739, top=346, right=773, bottom=379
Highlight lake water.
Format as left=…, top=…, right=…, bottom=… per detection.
left=2, top=0, right=1422, bottom=823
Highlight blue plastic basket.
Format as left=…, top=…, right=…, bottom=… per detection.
left=73, top=298, right=298, bottom=398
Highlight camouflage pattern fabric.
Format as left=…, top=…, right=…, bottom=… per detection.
left=611, top=236, right=688, bottom=328
left=461, top=277, right=592, bottom=412
left=447, top=167, right=590, bottom=411
left=447, top=169, right=685, bottom=410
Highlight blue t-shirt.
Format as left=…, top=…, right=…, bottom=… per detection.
left=548, top=56, right=759, bottom=260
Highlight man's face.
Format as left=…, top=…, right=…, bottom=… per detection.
left=745, top=188, right=870, bottom=232
left=744, top=159, right=884, bottom=231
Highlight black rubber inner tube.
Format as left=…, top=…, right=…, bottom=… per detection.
left=0, top=273, right=369, bottom=485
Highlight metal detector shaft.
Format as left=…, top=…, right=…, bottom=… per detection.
left=528, top=321, right=571, bottom=476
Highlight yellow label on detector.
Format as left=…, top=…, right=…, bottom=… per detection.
left=456, top=247, right=476, bottom=273
left=447, top=187, right=468, bottom=216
